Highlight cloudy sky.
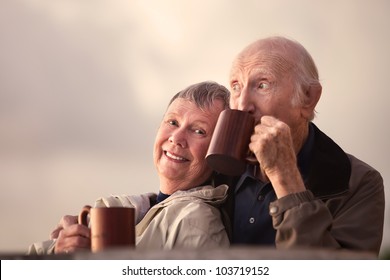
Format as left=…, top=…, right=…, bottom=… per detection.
left=0, top=0, right=389, bottom=254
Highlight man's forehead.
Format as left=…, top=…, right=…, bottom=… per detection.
left=231, top=52, right=292, bottom=79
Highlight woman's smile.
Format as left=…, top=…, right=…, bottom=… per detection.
left=164, top=150, right=189, bottom=162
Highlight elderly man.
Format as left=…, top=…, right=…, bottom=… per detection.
left=222, top=36, right=384, bottom=254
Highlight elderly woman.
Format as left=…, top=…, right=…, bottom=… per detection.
left=28, top=81, right=230, bottom=253
left=136, top=81, right=230, bottom=249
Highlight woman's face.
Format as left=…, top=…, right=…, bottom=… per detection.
left=153, top=98, right=224, bottom=193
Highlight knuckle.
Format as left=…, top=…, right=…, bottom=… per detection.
left=63, top=215, right=75, bottom=222
left=50, top=230, right=59, bottom=240
left=63, top=215, right=78, bottom=226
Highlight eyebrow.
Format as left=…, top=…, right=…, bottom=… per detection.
left=164, top=112, right=213, bottom=126
left=191, top=119, right=212, bottom=128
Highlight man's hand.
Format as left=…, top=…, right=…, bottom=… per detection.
left=250, top=116, right=306, bottom=198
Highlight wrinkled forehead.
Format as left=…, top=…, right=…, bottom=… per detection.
left=230, top=41, right=296, bottom=80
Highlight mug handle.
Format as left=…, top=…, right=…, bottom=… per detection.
left=78, top=205, right=92, bottom=226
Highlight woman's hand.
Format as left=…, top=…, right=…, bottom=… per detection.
left=51, top=215, right=91, bottom=254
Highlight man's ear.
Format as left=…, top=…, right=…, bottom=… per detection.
left=301, top=83, right=322, bottom=119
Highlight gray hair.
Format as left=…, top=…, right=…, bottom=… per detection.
left=267, top=37, right=320, bottom=120
left=168, top=81, right=230, bottom=111
left=284, top=38, right=320, bottom=120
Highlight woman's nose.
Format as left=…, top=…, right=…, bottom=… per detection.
left=168, top=130, right=187, bottom=148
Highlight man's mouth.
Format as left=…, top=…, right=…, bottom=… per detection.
left=164, top=151, right=189, bottom=162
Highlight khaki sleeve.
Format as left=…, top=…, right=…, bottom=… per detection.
left=27, top=239, right=56, bottom=255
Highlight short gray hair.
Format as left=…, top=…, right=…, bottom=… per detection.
left=168, top=81, right=230, bottom=110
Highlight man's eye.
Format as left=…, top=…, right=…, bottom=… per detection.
left=231, top=83, right=241, bottom=92
left=259, top=82, right=269, bottom=89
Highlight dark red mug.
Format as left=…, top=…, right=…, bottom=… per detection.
left=78, top=205, right=135, bottom=252
left=206, top=109, right=256, bottom=176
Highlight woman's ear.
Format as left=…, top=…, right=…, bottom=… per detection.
left=301, top=83, right=322, bottom=119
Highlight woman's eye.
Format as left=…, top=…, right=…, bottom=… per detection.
left=168, top=120, right=178, bottom=126
left=194, top=129, right=205, bottom=135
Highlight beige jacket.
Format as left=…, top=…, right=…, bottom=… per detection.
left=27, top=192, right=155, bottom=255
left=136, top=184, right=230, bottom=249
left=27, top=185, right=230, bottom=254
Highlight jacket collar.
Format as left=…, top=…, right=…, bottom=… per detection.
left=157, top=184, right=228, bottom=207
left=306, top=123, right=351, bottom=198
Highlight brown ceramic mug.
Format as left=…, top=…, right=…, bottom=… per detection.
left=78, top=205, right=135, bottom=252
left=206, top=109, right=257, bottom=176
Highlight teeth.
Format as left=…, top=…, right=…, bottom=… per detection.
left=166, top=151, right=186, bottom=161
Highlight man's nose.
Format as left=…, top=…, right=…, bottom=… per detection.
left=168, top=129, right=187, bottom=148
left=232, top=86, right=255, bottom=114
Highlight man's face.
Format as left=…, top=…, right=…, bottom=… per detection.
left=153, top=98, right=224, bottom=190
left=229, top=47, right=304, bottom=131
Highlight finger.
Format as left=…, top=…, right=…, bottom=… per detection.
left=61, top=215, right=79, bottom=228
left=55, top=234, right=91, bottom=254
left=50, top=227, right=62, bottom=240
left=64, top=224, right=91, bottom=239
left=55, top=226, right=91, bottom=254
left=50, top=215, right=78, bottom=239
left=259, top=115, right=279, bottom=126
left=53, top=215, right=78, bottom=233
